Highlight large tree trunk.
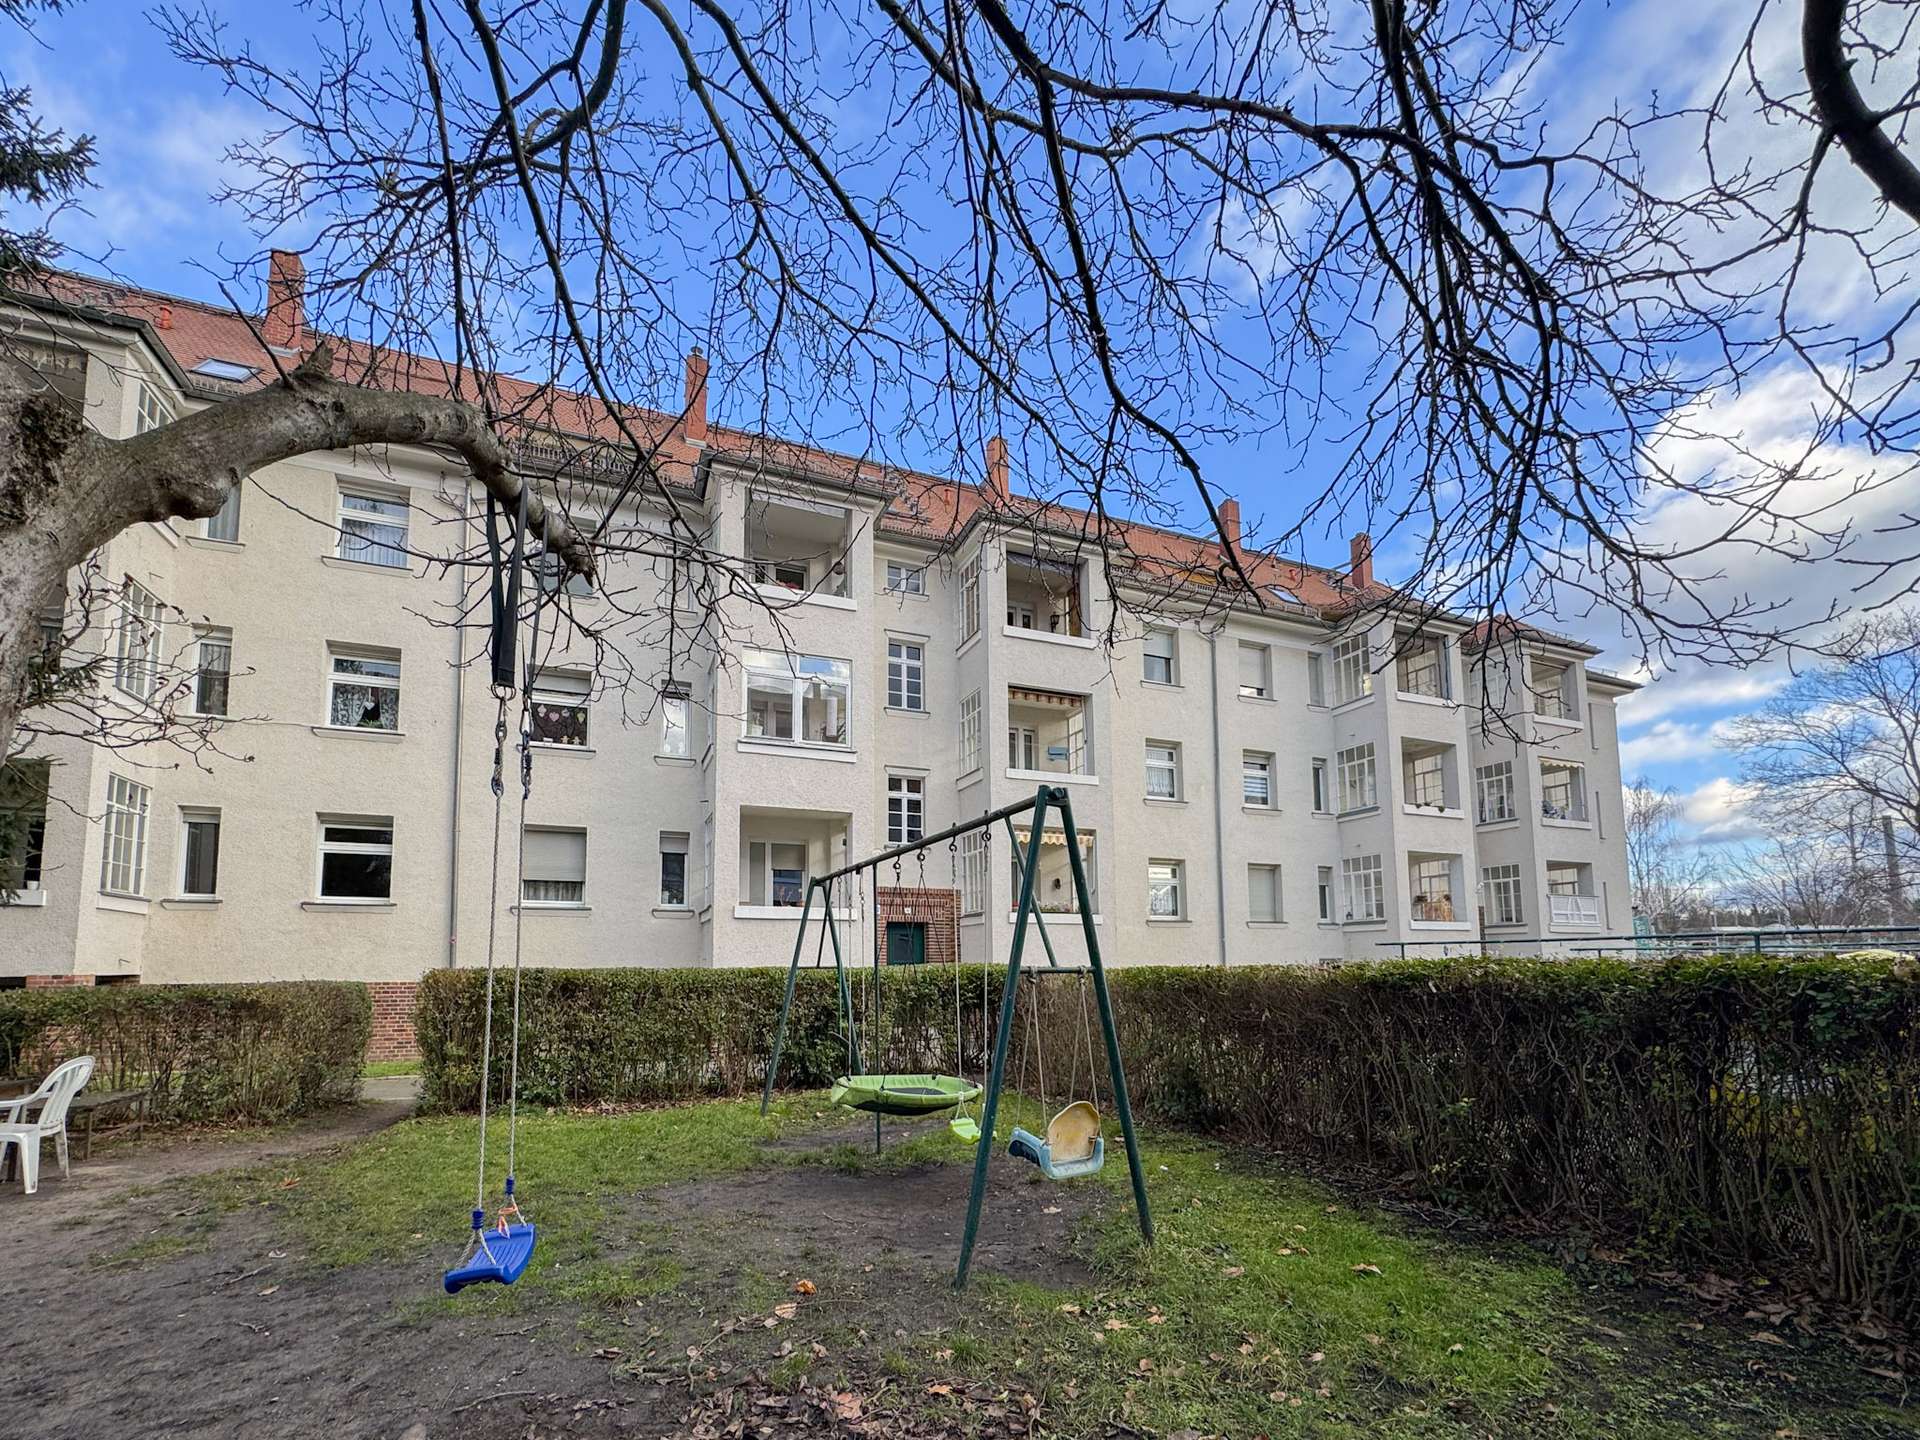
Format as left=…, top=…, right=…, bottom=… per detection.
left=0, top=343, right=590, bottom=761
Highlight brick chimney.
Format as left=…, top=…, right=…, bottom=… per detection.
left=1349, top=531, right=1374, bottom=589
left=985, top=435, right=1009, bottom=502
left=264, top=249, right=304, bottom=351
left=1217, top=496, right=1240, bottom=551
left=683, top=346, right=709, bottom=446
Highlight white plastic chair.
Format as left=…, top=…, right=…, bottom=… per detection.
left=0, top=1056, right=96, bottom=1194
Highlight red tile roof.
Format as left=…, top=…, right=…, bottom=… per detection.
left=22, top=266, right=1394, bottom=616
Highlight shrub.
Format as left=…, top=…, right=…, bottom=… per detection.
left=0, top=982, right=370, bottom=1125
left=1042, top=956, right=1920, bottom=1327
left=415, top=965, right=1006, bottom=1111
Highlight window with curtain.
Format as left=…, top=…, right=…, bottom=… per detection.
left=1143, top=628, right=1176, bottom=685
left=180, top=809, right=220, bottom=896
left=1336, top=743, right=1377, bottom=812
left=660, top=831, right=689, bottom=907
left=335, top=484, right=409, bottom=567
left=522, top=827, right=587, bottom=905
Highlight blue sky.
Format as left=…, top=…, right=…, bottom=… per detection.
left=8, top=0, right=1915, bottom=859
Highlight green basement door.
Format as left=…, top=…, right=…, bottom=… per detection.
left=885, top=921, right=926, bottom=965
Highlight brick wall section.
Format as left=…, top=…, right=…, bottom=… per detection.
left=365, top=981, right=421, bottom=1061
left=24, top=974, right=95, bottom=987
left=873, top=887, right=960, bottom=965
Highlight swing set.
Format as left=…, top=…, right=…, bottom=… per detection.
left=761, top=784, right=1155, bottom=1288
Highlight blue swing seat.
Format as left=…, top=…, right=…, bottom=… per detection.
left=443, top=1221, right=538, bottom=1294
left=1008, top=1127, right=1106, bottom=1180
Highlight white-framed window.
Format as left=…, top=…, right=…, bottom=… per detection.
left=203, top=485, right=241, bottom=543
left=745, top=840, right=808, bottom=906
left=1007, top=601, right=1036, bottom=629
left=192, top=628, right=231, bottom=717
left=530, top=671, right=590, bottom=748
left=135, top=380, right=174, bottom=435
left=1475, top=761, right=1515, bottom=824
left=1242, top=752, right=1273, bottom=808
left=1311, top=758, right=1331, bottom=813
left=1396, top=634, right=1451, bottom=699
left=1145, top=741, right=1180, bottom=800
left=1147, top=859, right=1184, bottom=919
left=335, top=484, right=409, bottom=567
left=1143, top=627, right=1177, bottom=685
left=113, top=580, right=164, bottom=702
left=99, top=774, right=150, bottom=896
left=1316, top=865, right=1334, bottom=922
left=1008, top=725, right=1039, bottom=771
left=1406, top=749, right=1448, bottom=807
left=1342, top=854, right=1384, bottom=922
left=1482, top=863, right=1523, bottom=926
left=1249, top=863, right=1281, bottom=923
left=178, top=807, right=221, bottom=897
left=885, top=561, right=925, bottom=595
left=958, top=553, right=981, bottom=642
left=743, top=649, right=851, bottom=746
left=327, top=646, right=402, bottom=730
left=887, top=774, right=925, bottom=845
left=960, top=829, right=986, bottom=915
left=887, top=639, right=925, bottom=711
left=1332, top=634, right=1372, bottom=704
left=659, top=687, right=690, bottom=757
left=1, top=760, right=49, bottom=896
left=522, top=826, right=587, bottom=906
left=700, top=813, right=714, bottom=910
left=660, top=831, right=689, bottom=907
left=1409, top=856, right=1456, bottom=921
left=754, top=557, right=808, bottom=590
left=316, top=816, right=392, bottom=901
left=1307, top=651, right=1327, bottom=707
left=537, top=547, right=595, bottom=598
left=1336, top=743, right=1377, bottom=813
left=958, top=689, right=982, bottom=774
left=1237, top=641, right=1270, bottom=699
left=1540, top=759, right=1589, bottom=821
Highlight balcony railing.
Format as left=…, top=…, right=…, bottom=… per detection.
left=1550, top=894, right=1602, bottom=927
left=1411, top=894, right=1459, bottom=922
left=1541, top=792, right=1588, bottom=822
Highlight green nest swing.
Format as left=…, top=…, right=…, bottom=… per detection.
left=829, top=1073, right=982, bottom=1117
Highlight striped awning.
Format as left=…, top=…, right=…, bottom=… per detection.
left=1008, top=686, right=1084, bottom=710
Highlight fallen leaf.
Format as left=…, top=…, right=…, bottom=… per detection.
left=267, top=1250, right=286, bottom=1259
left=934, top=1348, right=954, bottom=1362
left=1447, top=1343, right=1464, bottom=1354
left=1351, top=1264, right=1382, bottom=1277
left=1223, top=1266, right=1245, bottom=1278
left=1753, top=1332, right=1788, bottom=1347
left=1104, top=1318, right=1131, bottom=1331
left=1136, top=1358, right=1154, bottom=1373
left=1307, top=1351, right=1324, bottom=1363
left=593, top=1347, right=622, bottom=1360
left=927, top=1383, right=954, bottom=1397
left=773, top=1302, right=798, bottom=1320
left=830, top=1393, right=861, bottom=1421
left=1043, top=1205, right=1062, bottom=1215
left=258, top=1286, right=279, bottom=1297
left=1147, top=1313, right=1167, bottom=1325
left=793, top=1279, right=816, bottom=1296
left=1594, top=1325, right=1626, bottom=1341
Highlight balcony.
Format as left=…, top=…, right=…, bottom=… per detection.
left=1531, top=660, right=1578, bottom=722
left=1400, top=739, right=1460, bottom=814
left=1007, top=687, right=1094, bottom=781
left=1408, top=853, right=1467, bottom=926
left=746, top=491, right=854, bottom=603
left=1540, top=760, right=1589, bottom=823
left=1395, top=633, right=1452, bottom=700
left=1549, top=894, right=1602, bottom=927
left=1007, top=824, right=1098, bottom=916
left=1005, top=551, right=1085, bottom=640
left=737, top=806, right=850, bottom=918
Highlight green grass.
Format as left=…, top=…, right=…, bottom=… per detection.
left=175, top=1093, right=1910, bottom=1439
left=361, top=1059, right=422, bottom=1079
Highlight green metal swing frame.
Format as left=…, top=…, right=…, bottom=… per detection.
left=760, top=784, right=1154, bottom=1289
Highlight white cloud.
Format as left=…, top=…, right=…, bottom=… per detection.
left=1617, top=715, right=1743, bottom=771
left=1680, top=777, right=1767, bottom=843
left=1617, top=664, right=1791, bottom=731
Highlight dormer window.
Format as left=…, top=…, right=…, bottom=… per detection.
left=191, top=358, right=260, bottom=383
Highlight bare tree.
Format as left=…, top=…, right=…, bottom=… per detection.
left=1724, top=608, right=1920, bottom=917
left=1623, top=778, right=1716, bottom=930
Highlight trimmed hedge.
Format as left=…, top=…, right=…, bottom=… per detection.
left=1060, top=957, right=1920, bottom=1327
left=415, top=965, right=1006, bottom=1111
left=0, top=982, right=370, bottom=1125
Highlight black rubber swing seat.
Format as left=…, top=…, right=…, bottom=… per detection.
left=829, top=1073, right=983, bottom=1117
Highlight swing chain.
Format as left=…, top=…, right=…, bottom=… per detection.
left=489, top=710, right=508, bottom=799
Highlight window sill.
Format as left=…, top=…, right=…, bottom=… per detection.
left=1408, top=920, right=1473, bottom=932
left=1548, top=922, right=1604, bottom=933
left=1476, top=817, right=1520, bottom=831
left=1541, top=817, right=1592, bottom=830
left=1246, top=920, right=1288, bottom=929
left=1146, top=916, right=1190, bottom=925
left=655, top=754, right=695, bottom=767
left=512, top=903, right=592, bottom=915
left=1236, top=692, right=1275, bottom=705
left=1002, top=625, right=1096, bottom=650
left=160, top=896, right=222, bottom=908
left=1007, top=913, right=1101, bottom=926
left=96, top=893, right=150, bottom=914
left=1532, top=714, right=1584, bottom=733
left=1144, top=795, right=1186, bottom=806
left=883, top=706, right=929, bottom=718
left=312, top=725, right=405, bottom=742
left=321, top=554, right=413, bottom=577
left=755, top=584, right=855, bottom=612
left=301, top=899, right=397, bottom=911
left=881, top=588, right=928, bottom=602
left=653, top=905, right=694, bottom=918
left=183, top=535, right=244, bottom=552
left=737, top=737, right=857, bottom=763
left=1139, top=678, right=1182, bottom=692
left=1241, top=804, right=1280, bottom=816
left=734, top=904, right=858, bottom=921
left=1006, top=767, right=1097, bottom=787
left=1310, top=809, right=1335, bottom=819
left=1396, top=692, right=1458, bottom=709
left=3, top=889, right=49, bottom=907
left=1341, top=919, right=1388, bottom=930
left=1337, top=805, right=1381, bottom=820
left=531, top=742, right=595, bottom=756
left=1402, top=805, right=1465, bottom=820
left=1484, top=920, right=1529, bottom=931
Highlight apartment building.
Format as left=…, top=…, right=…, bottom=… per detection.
left=0, top=260, right=1636, bottom=1029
